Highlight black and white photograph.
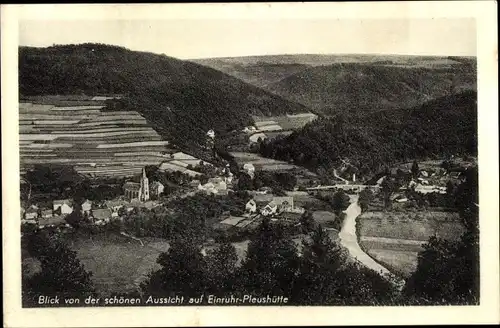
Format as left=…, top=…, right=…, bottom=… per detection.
left=2, top=2, right=499, bottom=327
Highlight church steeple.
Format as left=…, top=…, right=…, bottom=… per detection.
left=140, top=167, right=150, bottom=201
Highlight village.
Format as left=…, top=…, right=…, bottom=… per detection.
left=20, top=135, right=472, bottom=235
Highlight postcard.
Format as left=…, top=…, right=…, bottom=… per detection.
left=2, top=2, right=499, bottom=327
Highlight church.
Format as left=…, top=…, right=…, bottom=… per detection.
left=123, top=168, right=153, bottom=201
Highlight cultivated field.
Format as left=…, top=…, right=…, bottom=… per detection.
left=230, top=152, right=300, bottom=171
left=19, top=97, right=208, bottom=178
left=357, top=210, right=464, bottom=278
left=249, top=113, right=318, bottom=139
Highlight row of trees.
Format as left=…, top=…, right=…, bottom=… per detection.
left=237, top=171, right=297, bottom=192
left=141, top=219, right=397, bottom=305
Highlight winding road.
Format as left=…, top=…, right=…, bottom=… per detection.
left=339, top=195, right=403, bottom=286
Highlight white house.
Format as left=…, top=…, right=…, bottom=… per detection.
left=150, top=181, right=165, bottom=197
left=24, top=209, right=38, bottom=220
left=198, top=178, right=227, bottom=195
left=261, top=201, right=278, bottom=216
left=243, top=126, right=257, bottom=134
left=53, top=200, right=73, bottom=215
left=81, top=200, right=92, bottom=213
left=272, top=197, right=294, bottom=212
left=243, top=163, right=256, bottom=178
left=245, top=199, right=257, bottom=213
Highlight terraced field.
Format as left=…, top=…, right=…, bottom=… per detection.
left=19, top=97, right=205, bottom=178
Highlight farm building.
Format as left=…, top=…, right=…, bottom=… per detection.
left=198, top=178, right=227, bottom=195
left=91, top=208, right=112, bottom=223
left=53, top=199, right=73, bottom=215
left=150, top=181, right=165, bottom=197
left=41, top=209, right=53, bottom=219
left=243, top=163, right=256, bottom=178
left=260, top=196, right=304, bottom=216
left=242, top=126, right=257, bottom=134
left=261, top=202, right=278, bottom=216
left=24, top=207, right=38, bottom=220
left=105, top=199, right=129, bottom=213
left=81, top=200, right=93, bottom=213
left=245, top=199, right=257, bottom=213
left=272, top=196, right=295, bottom=212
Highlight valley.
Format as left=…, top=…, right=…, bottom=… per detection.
left=18, top=44, right=479, bottom=307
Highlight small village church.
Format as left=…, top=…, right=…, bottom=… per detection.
left=123, top=168, right=150, bottom=201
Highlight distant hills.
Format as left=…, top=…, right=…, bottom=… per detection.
left=19, top=44, right=310, bottom=148
left=192, top=54, right=477, bottom=115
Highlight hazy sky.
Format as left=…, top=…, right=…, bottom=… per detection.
left=19, top=18, right=476, bottom=59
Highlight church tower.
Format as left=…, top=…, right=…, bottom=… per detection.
left=140, top=167, right=150, bottom=202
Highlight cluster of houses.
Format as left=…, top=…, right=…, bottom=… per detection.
left=21, top=199, right=115, bottom=227
left=217, top=195, right=305, bottom=230
left=21, top=167, right=165, bottom=227
left=246, top=196, right=305, bottom=217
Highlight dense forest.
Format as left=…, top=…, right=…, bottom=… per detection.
left=19, top=44, right=309, bottom=148
left=258, top=91, right=477, bottom=177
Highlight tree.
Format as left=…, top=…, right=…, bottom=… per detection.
left=331, top=190, right=350, bottom=215
left=411, top=160, right=420, bottom=178
left=358, top=188, right=374, bottom=212
left=23, top=230, right=96, bottom=306
left=237, top=172, right=253, bottom=191
left=237, top=219, right=300, bottom=297
left=404, top=166, right=479, bottom=305
left=141, top=237, right=207, bottom=298
left=64, top=208, right=84, bottom=228
left=300, top=211, right=315, bottom=233
left=205, top=242, right=239, bottom=294
left=381, top=177, right=396, bottom=210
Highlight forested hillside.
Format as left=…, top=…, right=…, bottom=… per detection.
left=19, top=44, right=309, bottom=148
left=258, top=91, right=477, bottom=176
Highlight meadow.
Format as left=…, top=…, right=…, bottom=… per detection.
left=230, top=151, right=300, bottom=171
left=357, top=210, right=464, bottom=278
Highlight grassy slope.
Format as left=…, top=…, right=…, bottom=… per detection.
left=19, top=44, right=310, bottom=149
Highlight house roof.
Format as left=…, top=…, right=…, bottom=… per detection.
left=150, top=181, right=164, bottom=187
left=272, top=197, right=294, bottom=206
left=243, top=163, right=255, bottom=170
left=123, top=182, right=141, bottom=191
left=265, top=202, right=278, bottom=209
left=92, top=209, right=112, bottom=220
left=208, top=177, right=224, bottom=184
left=53, top=199, right=72, bottom=206
left=105, top=200, right=128, bottom=208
